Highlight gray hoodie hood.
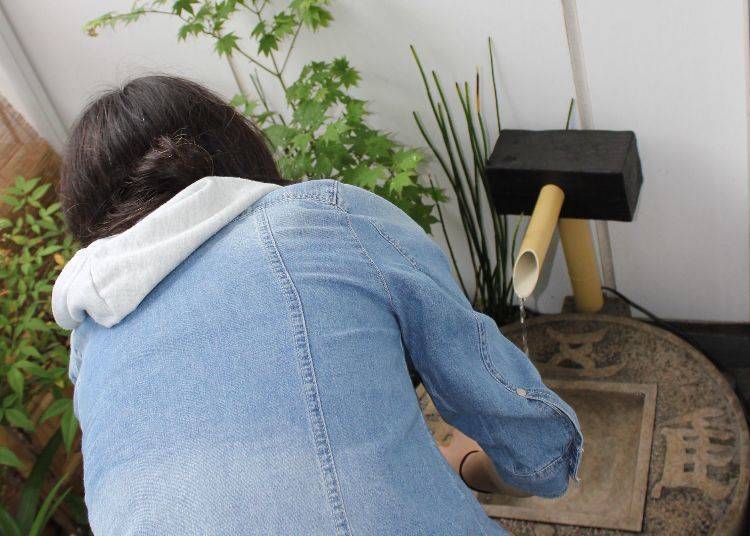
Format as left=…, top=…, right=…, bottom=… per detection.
left=52, top=176, right=281, bottom=330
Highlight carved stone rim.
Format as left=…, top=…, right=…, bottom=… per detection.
left=502, top=313, right=750, bottom=535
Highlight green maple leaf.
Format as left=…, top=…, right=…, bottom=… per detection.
left=332, top=57, right=360, bottom=88
left=250, top=20, right=266, bottom=38
left=320, top=121, right=349, bottom=143
left=215, top=0, right=237, bottom=20
left=273, top=12, right=296, bottom=38
left=347, top=164, right=386, bottom=188
left=364, top=135, right=394, bottom=159
left=214, top=32, right=239, bottom=56
left=258, top=33, right=279, bottom=55
left=177, top=22, right=203, bottom=40
left=389, top=172, right=415, bottom=194
left=173, top=0, right=198, bottom=16
left=393, top=149, right=423, bottom=172
left=290, top=1, right=333, bottom=30
left=265, top=124, right=295, bottom=148
left=345, top=100, right=366, bottom=124
left=293, top=101, right=326, bottom=129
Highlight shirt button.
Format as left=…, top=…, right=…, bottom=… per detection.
left=516, top=388, right=527, bottom=397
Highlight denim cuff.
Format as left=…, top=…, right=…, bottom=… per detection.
left=499, top=434, right=583, bottom=499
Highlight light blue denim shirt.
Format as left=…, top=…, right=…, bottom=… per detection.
left=62, top=179, right=582, bottom=535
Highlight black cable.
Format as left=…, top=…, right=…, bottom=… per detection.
left=601, top=285, right=722, bottom=372
left=601, top=286, right=750, bottom=421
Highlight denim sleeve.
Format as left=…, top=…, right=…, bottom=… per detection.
left=340, top=184, right=583, bottom=498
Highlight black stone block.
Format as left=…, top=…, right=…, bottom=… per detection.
left=486, top=129, right=643, bottom=221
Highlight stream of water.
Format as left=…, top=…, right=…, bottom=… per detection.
left=518, top=296, right=530, bottom=357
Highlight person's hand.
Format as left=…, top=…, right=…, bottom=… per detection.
left=438, top=427, right=532, bottom=498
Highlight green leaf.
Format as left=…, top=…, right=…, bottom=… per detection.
left=265, top=124, right=295, bottom=148
left=320, top=121, right=348, bottom=143
left=313, top=155, right=333, bottom=177
left=173, top=0, right=198, bottom=15
left=290, top=0, right=333, bottom=30
left=389, top=172, right=415, bottom=195
left=7, top=368, right=24, bottom=396
left=177, top=22, right=203, bottom=40
left=12, top=361, right=44, bottom=375
left=1, top=194, right=19, bottom=208
left=0, top=505, right=21, bottom=536
left=214, top=0, right=238, bottom=21
left=39, top=399, right=70, bottom=424
left=229, top=93, right=247, bottom=108
left=291, top=132, right=312, bottom=151
left=363, top=135, right=394, bottom=159
left=5, top=409, right=34, bottom=431
left=0, top=446, right=24, bottom=470
left=18, top=177, right=39, bottom=193
left=61, top=407, right=79, bottom=454
left=19, top=346, right=42, bottom=359
left=272, top=12, right=296, bottom=38
left=231, top=94, right=258, bottom=117
left=293, top=101, right=326, bottom=129
left=3, top=394, right=18, bottom=409
left=257, top=32, right=279, bottom=55
left=63, top=493, right=89, bottom=528
left=393, top=149, right=423, bottom=172
left=347, top=165, right=386, bottom=188
left=28, top=476, right=71, bottom=536
left=331, top=57, right=360, bottom=87
left=23, top=318, right=48, bottom=331
left=38, top=245, right=62, bottom=256
left=214, top=33, right=239, bottom=56
left=16, top=432, right=61, bottom=534
left=345, top=100, right=366, bottom=123
left=45, top=202, right=61, bottom=215
left=83, top=7, right=146, bottom=37
left=250, top=20, right=266, bottom=38
left=29, top=184, right=50, bottom=201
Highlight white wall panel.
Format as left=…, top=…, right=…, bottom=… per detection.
left=578, top=0, right=750, bottom=321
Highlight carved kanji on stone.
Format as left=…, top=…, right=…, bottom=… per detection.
left=653, top=407, right=736, bottom=501
left=539, top=328, right=624, bottom=378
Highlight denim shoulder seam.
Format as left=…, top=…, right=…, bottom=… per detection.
left=370, top=221, right=422, bottom=272
left=246, top=180, right=338, bottom=214
left=334, top=205, right=397, bottom=313
left=256, top=207, right=352, bottom=536
left=254, top=194, right=336, bottom=212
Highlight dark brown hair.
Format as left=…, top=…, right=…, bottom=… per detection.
left=60, top=75, right=283, bottom=245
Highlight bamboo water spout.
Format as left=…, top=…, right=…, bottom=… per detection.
left=512, top=185, right=604, bottom=312
left=512, top=185, right=564, bottom=299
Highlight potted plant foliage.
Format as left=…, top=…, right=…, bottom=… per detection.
left=85, top=0, right=444, bottom=232
left=410, top=40, right=521, bottom=325
left=0, top=176, right=88, bottom=534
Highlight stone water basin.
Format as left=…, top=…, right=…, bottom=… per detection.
left=477, top=380, right=656, bottom=532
